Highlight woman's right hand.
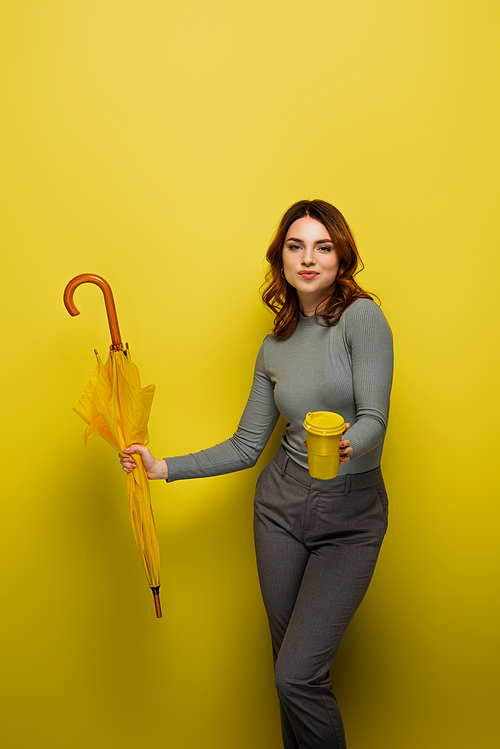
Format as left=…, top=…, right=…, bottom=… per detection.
left=119, top=445, right=169, bottom=481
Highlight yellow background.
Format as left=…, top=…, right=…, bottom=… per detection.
left=1, top=1, right=498, bottom=747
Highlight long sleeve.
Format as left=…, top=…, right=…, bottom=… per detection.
left=165, top=342, right=280, bottom=482
left=341, top=300, right=393, bottom=461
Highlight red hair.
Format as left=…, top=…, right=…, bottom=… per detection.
left=261, top=199, right=376, bottom=337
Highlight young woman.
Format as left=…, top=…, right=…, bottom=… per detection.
left=120, top=199, right=393, bottom=749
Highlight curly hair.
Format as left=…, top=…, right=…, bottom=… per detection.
left=261, top=199, right=376, bottom=337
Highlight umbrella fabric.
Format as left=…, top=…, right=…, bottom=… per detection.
left=74, top=349, right=160, bottom=591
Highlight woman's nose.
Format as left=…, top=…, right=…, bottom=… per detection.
left=302, top=248, right=315, bottom=265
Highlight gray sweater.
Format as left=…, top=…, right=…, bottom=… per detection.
left=165, top=299, right=393, bottom=481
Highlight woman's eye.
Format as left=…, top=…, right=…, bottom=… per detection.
left=318, top=245, right=333, bottom=252
left=287, top=244, right=300, bottom=251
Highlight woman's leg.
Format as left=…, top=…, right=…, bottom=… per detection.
left=254, top=457, right=310, bottom=749
left=272, top=540, right=381, bottom=749
left=254, top=449, right=388, bottom=749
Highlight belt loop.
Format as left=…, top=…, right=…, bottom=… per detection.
left=281, top=455, right=289, bottom=477
left=344, top=475, right=351, bottom=495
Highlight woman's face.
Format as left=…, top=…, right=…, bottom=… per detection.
left=282, top=216, right=339, bottom=314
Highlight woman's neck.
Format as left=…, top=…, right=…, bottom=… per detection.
left=299, top=295, right=328, bottom=317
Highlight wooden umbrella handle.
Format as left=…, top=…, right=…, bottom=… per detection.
left=64, top=273, right=123, bottom=350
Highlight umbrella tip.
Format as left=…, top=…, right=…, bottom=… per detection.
left=151, top=586, right=162, bottom=618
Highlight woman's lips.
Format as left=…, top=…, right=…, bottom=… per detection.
left=298, top=271, right=319, bottom=278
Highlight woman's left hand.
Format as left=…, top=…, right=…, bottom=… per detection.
left=339, top=422, right=353, bottom=464
left=303, top=422, right=353, bottom=463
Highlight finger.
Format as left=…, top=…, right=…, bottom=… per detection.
left=123, top=445, right=140, bottom=454
left=119, top=454, right=136, bottom=464
left=340, top=450, right=353, bottom=461
left=119, top=455, right=137, bottom=470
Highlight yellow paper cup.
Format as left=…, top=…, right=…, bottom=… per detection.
left=303, top=411, right=346, bottom=480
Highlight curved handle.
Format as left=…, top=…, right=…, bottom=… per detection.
left=64, top=274, right=123, bottom=349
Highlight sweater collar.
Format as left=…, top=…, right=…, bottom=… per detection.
left=298, top=310, right=324, bottom=327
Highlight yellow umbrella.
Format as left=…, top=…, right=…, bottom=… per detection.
left=64, top=274, right=162, bottom=617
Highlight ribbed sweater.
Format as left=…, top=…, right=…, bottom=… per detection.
left=165, top=299, right=393, bottom=481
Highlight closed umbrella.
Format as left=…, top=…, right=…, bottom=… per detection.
left=64, top=274, right=161, bottom=617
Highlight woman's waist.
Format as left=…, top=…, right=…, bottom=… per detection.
left=276, top=441, right=384, bottom=488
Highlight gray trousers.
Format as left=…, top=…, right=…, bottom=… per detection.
left=253, top=446, right=388, bottom=749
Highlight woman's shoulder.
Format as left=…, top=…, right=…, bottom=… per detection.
left=343, top=297, right=388, bottom=322
left=341, top=297, right=392, bottom=336
left=254, top=332, right=276, bottom=368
